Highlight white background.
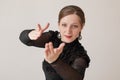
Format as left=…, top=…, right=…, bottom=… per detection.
left=0, top=0, right=120, bottom=80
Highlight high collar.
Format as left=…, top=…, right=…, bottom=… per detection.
left=61, top=38, right=79, bottom=47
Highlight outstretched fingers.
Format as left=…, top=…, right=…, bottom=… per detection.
left=44, top=42, right=65, bottom=63
left=36, top=23, right=49, bottom=32
left=49, top=42, right=54, bottom=54
left=36, top=24, right=41, bottom=31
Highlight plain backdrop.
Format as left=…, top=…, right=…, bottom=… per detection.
left=0, top=0, right=120, bottom=80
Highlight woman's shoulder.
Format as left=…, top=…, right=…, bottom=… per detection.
left=75, top=43, right=90, bottom=67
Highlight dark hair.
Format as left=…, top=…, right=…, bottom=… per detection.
left=58, top=5, right=85, bottom=26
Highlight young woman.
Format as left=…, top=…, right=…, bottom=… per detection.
left=19, top=5, right=90, bottom=80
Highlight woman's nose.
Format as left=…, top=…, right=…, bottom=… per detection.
left=66, top=27, right=72, bottom=34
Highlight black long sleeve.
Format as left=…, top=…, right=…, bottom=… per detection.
left=19, top=30, right=32, bottom=45
left=19, top=30, right=53, bottom=48
left=51, top=57, right=87, bottom=80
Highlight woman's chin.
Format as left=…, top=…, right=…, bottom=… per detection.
left=61, top=38, right=74, bottom=43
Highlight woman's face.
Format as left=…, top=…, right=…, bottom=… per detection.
left=58, top=14, right=83, bottom=43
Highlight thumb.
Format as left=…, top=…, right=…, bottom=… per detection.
left=42, top=23, right=50, bottom=31
left=57, top=43, right=65, bottom=52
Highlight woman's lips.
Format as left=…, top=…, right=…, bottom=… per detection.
left=65, top=35, right=72, bottom=39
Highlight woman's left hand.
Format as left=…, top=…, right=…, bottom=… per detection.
left=44, top=42, right=65, bottom=63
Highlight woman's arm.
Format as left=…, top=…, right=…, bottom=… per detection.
left=51, top=58, right=88, bottom=80
left=19, top=23, right=53, bottom=47
left=19, top=29, right=54, bottom=48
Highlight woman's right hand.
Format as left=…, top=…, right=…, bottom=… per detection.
left=28, top=23, right=49, bottom=40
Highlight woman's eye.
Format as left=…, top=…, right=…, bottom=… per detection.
left=72, top=25, right=78, bottom=28
left=62, top=24, right=67, bottom=27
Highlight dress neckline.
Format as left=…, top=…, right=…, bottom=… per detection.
left=60, top=38, right=79, bottom=47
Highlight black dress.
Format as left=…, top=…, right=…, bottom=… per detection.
left=19, top=30, right=90, bottom=80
